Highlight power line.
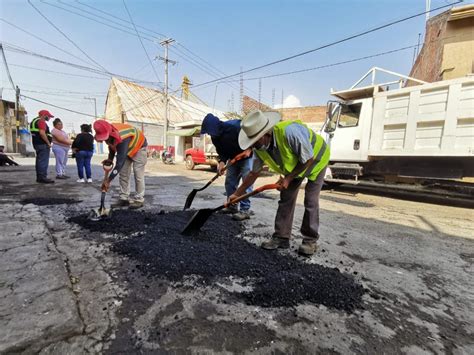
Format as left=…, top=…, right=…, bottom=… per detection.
left=0, top=44, right=15, bottom=90
left=188, top=1, right=462, bottom=90
left=218, top=45, right=420, bottom=83
left=28, top=0, right=108, bottom=73
left=21, top=94, right=96, bottom=117
left=9, top=63, right=108, bottom=80
left=0, top=17, right=101, bottom=68
left=122, top=0, right=162, bottom=85
left=44, top=0, right=260, bottom=100
left=2, top=43, right=162, bottom=86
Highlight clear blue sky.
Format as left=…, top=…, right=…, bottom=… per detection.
left=0, top=0, right=469, bottom=132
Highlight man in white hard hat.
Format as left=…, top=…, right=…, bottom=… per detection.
left=229, top=110, right=330, bottom=256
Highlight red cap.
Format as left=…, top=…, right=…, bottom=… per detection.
left=93, top=120, right=113, bottom=141
left=38, top=109, right=54, bottom=118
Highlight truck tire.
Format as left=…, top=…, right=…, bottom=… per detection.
left=185, top=155, right=195, bottom=170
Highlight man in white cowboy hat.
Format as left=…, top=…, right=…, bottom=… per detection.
left=229, top=110, right=330, bottom=256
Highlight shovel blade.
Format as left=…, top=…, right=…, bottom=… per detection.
left=181, top=208, right=215, bottom=235
left=183, top=189, right=198, bottom=210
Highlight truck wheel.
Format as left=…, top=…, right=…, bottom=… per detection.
left=185, top=155, right=195, bottom=170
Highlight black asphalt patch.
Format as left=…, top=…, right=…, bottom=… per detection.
left=21, top=197, right=81, bottom=205
left=70, top=209, right=365, bottom=312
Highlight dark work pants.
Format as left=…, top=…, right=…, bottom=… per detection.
left=273, top=167, right=326, bottom=241
left=34, top=143, right=50, bottom=180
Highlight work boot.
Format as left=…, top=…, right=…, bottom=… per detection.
left=232, top=210, right=252, bottom=221
left=298, top=239, right=318, bottom=256
left=129, top=201, right=144, bottom=210
left=261, top=237, right=290, bottom=250
left=37, top=178, right=54, bottom=184
left=220, top=206, right=238, bottom=214
left=111, top=199, right=130, bottom=208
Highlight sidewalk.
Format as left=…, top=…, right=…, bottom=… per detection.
left=0, top=199, right=83, bottom=353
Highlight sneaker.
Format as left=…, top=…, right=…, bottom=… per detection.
left=261, top=237, right=290, bottom=250
left=37, top=178, right=55, bottom=184
left=111, top=199, right=130, bottom=208
left=76, top=178, right=85, bottom=183
left=232, top=211, right=251, bottom=221
left=63, top=175, right=71, bottom=179
left=129, top=201, right=144, bottom=209
left=56, top=175, right=68, bottom=180
left=298, top=239, right=318, bottom=256
left=86, top=178, right=93, bottom=183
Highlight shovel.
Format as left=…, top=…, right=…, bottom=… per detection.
left=183, top=149, right=252, bottom=210
left=92, top=164, right=113, bottom=219
left=181, top=183, right=279, bottom=235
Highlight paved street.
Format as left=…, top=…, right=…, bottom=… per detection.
left=1, top=156, right=473, bottom=354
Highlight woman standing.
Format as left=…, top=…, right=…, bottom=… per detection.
left=51, top=118, right=72, bottom=179
left=72, top=124, right=94, bottom=183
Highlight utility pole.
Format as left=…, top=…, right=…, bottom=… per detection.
left=84, top=97, right=97, bottom=119
left=158, top=38, right=176, bottom=148
left=15, top=85, right=20, bottom=153
left=426, top=0, right=431, bottom=22
left=258, top=78, right=262, bottom=110
left=239, top=67, right=244, bottom=115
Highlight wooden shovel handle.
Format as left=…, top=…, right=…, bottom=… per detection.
left=209, top=149, right=252, bottom=183
left=224, top=183, right=280, bottom=208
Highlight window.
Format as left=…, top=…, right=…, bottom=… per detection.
left=338, top=103, right=362, bottom=128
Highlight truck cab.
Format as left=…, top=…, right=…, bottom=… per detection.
left=184, top=134, right=219, bottom=170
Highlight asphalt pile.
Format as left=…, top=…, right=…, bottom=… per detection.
left=70, top=209, right=365, bottom=312
left=21, top=197, right=81, bottom=205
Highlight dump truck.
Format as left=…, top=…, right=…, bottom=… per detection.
left=321, top=67, right=474, bottom=197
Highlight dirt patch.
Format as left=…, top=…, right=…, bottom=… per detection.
left=21, top=197, right=81, bottom=205
left=70, top=209, right=365, bottom=312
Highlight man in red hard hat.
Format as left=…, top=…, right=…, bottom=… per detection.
left=30, top=110, right=54, bottom=183
left=93, top=120, right=148, bottom=209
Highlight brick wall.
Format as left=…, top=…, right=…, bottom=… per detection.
left=242, top=95, right=326, bottom=124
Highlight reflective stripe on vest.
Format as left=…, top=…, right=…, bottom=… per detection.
left=255, top=120, right=330, bottom=181
left=30, top=117, right=52, bottom=138
left=112, top=123, right=145, bottom=157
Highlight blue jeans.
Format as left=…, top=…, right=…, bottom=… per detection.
left=225, top=158, right=253, bottom=211
left=34, top=143, right=50, bottom=180
left=75, top=150, right=93, bottom=179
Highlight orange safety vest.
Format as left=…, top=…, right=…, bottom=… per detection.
left=112, top=123, right=146, bottom=157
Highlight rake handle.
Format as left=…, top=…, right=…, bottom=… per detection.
left=223, top=183, right=280, bottom=209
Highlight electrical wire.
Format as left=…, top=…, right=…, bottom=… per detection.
left=9, top=63, right=108, bottom=80
left=188, top=1, right=462, bottom=90
left=0, top=17, right=102, bottom=68
left=122, top=0, right=162, bottom=85
left=21, top=94, right=96, bottom=117
left=43, top=0, right=259, bottom=100
left=2, top=43, right=162, bottom=86
left=28, top=0, right=109, bottom=73
left=0, top=44, right=16, bottom=90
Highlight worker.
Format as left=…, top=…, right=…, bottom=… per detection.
left=30, top=109, right=54, bottom=183
left=201, top=113, right=253, bottom=221
left=93, top=120, right=148, bottom=209
left=229, top=110, right=330, bottom=256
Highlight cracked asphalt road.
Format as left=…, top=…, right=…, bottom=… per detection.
left=1, top=157, right=473, bottom=354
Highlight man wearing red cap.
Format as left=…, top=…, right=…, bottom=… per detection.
left=30, top=110, right=54, bottom=183
left=93, top=120, right=147, bottom=209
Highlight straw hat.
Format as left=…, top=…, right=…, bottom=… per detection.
left=238, top=110, right=281, bottom=150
